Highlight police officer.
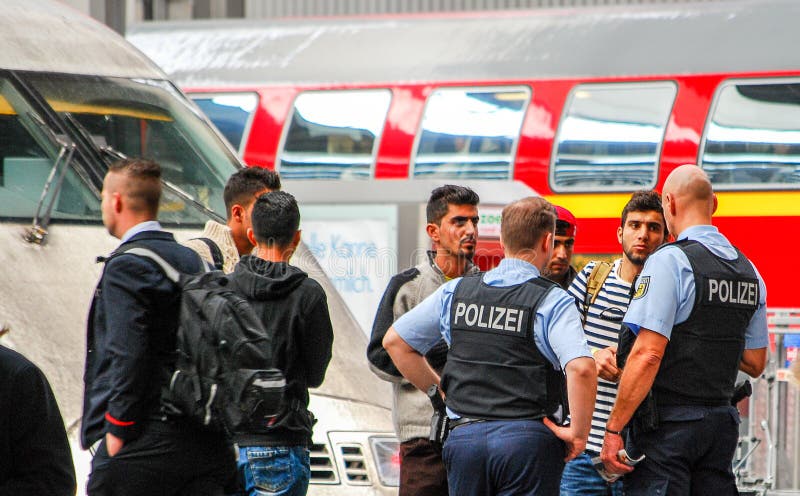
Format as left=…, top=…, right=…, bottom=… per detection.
left=384, top=197, right=597, bottom=496
left=600, top=164, right=768, bottom=495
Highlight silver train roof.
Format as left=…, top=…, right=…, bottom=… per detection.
left=1, top=0, right=164, bottom=79
left=128, top=0, right=800, bottom=88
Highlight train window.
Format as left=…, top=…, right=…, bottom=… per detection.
left=278, top=90, right=391, bottom=179
left=0, top=78, right=100, bottom=220
left=190, top=93, right=258, bottom=154
left=701, top=81, right=800, bottom=189
left=551, top=83, right=676, bottom=191
left=413, top=87, right=529, bottom=180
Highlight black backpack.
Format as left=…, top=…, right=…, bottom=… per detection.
left=119, top=246, right=286, bottom=435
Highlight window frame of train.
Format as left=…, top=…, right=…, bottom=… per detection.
left=189, top=92, right=259, bottom=156
left=23, top=72, right=235, bottom=225
left=276, top=89, right=392, bottom=180
left=549, top=81, right=678, bottom=192
left=699, top=77, right=800, bottom=191
left=410, top=85, right=531, bottom=181
left=0, top=74, right=101, bottom=221
left=0, top=72, right=237, bottom=225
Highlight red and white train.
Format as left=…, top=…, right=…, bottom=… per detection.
left=130, top=0, right=800, bottom=312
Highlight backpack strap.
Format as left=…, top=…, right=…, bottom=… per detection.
left=122, top=247, right=183, bottom=284
left=95, top=242, right=209, bottom=284
left=581, top=261, right=613, bottom=325
left=98, top=243, right=209, bottom=284
left=192, top=237, right=224, bottom=271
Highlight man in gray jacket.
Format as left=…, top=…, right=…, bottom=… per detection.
left=367, top=185, right=479, bottom=496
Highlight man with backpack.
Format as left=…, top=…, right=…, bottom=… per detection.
left=229, top=190, right=334, bottom=496
left=184, top=167, right=281, bottom=272
left=82, top=158, right=235, bottom=495
left=559, top=190, right=667, bottom=496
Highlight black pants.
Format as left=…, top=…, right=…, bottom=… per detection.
left=87, top=420, right=236, bottom=496
left=624, top=405, right=740, bottom=496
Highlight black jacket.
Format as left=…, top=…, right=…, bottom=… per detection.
left=0, top=345, right=76, bottom=496
left=231, top=255, right=334, bottom=446
left=81, top=230, right=206, bottom=448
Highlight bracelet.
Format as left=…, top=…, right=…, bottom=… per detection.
left=605, top=427, right=622, bottom=436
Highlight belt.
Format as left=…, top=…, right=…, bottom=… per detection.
left=448, top=417, right=486, bottom=432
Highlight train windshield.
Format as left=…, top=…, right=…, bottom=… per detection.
left=2, top=73, right=239, bottom=225
left=0, top=76, right=99, bottom=220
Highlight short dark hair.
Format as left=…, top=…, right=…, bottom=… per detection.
left=251, top=191, right=300, bottom=248
left=426, top=185, right=480, bottom=224
left=621, top=190, right=668, bottom=237
left=501, top=197, right=556, bottom=254
left=223, top=167, right=281, bottom=218
left=108, top=158, right=161, bottom=214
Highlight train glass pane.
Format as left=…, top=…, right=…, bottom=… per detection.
left=279, top=90, right=391, bottom=180
left=0, top=78, right=101, bottom=220
left=413, top=87, right=529, bottom=180
left=23, top=73, right=237, bottom=224
left=551, top=83, right=676, bottom=191
left=191, top=93, right=258, bottom=154
left=702, top=80, right=800, bottom=189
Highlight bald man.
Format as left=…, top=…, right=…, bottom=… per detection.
left=599, top=164, right=768, bottom=496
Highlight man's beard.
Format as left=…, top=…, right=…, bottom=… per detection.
left=624, top=246, right=647, bottom=267
left=455, top=238, right=476, bottom=260
left=451, top=247, right=474, bottom=261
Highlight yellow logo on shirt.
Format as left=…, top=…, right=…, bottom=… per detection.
left=632, top=276, right=650, bottom=300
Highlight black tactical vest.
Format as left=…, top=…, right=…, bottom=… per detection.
left=441, top=273, right=564, bottom=420
left=654, top=240, right=759, bottom=406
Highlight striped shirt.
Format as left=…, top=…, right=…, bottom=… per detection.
left=567, top=259, right=632, bottom=454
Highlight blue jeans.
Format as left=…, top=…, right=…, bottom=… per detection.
left=560, top=452, right=624, bottom=496
left=236, top=445, right=310, bottom=496
left=442, top=419, right=565, bottom=496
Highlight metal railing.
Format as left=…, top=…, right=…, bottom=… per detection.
left=736, top=309, right=800, bottom=496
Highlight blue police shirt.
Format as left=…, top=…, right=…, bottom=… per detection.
left=393, top=257, right=591, bottom=370
left=623, top=225, right=768, bottom=349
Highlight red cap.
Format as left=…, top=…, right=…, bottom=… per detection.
left=554, top=205, right=577, bottom=237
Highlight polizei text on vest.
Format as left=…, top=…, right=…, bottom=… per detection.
left=453, top=302, right=525, bottom=333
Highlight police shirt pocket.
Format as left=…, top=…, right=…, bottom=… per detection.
left=248, top=447, right=294, bottom=493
